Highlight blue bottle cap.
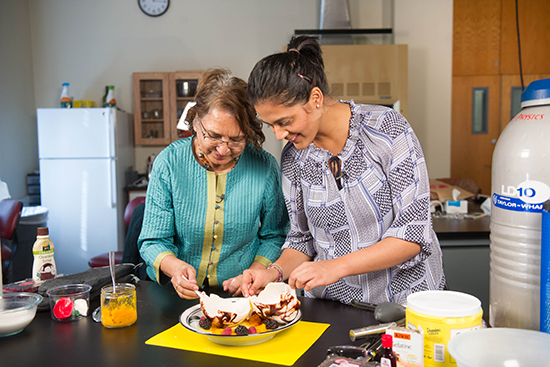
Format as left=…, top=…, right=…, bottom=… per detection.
left=521, top=78, right=550, bottom=108
left=62, top=82, right=70, bottom=87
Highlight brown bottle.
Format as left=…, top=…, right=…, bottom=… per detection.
left=32, top=227, right=57, bottom=282
left=380, top=334, right=397, bottom=367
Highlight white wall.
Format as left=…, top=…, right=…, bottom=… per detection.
left=0, top=1, right=37, bottom=200
left=395, top=0, right=453, bottom=179
left=28, top=0, right=320, bottom=173
left=0, top=0, right=452, bottom=200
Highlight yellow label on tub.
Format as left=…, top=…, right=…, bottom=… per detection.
left=406, top=307, right=482, bottom=367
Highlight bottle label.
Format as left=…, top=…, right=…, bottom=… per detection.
left=61, top=101, right=73, bottom=108
left=381, top=357, right=391, bottom=367
left=493, top=180, right=550, bottom=213
left=33, top=253, right=57, bottom=281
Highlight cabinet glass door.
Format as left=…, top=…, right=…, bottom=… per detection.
left=170, top=72, right=201, bottom=141
left=133, top=73, right=171, bottom=145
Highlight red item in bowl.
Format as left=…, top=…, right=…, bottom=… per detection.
left=53, top=297, right=74, bottom=319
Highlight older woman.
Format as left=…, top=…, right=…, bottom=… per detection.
left=138, top=68, right=289, bottom=299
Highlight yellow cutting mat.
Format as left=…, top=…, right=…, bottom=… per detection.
left=145, top=321, right=330, bottom=366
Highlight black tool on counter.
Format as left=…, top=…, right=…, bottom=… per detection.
left=351, top=300, right=406, bottom=323
left=326, top=345, right=368, bottom=360
left=350, top=300, right=377, bottom=312
left=327, top=334, right=384, bottom=362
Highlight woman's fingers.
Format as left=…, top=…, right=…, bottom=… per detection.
left=226, top=277, right=242, bottom=296
left=172, top=278, right=200, bottom=299
left=240, top=269, right=265, bottom=297
left=289, top=261, right=334, bottom=291
left=172, top=266, right=200, bottom=299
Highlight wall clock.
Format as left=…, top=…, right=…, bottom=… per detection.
left=138, top=0, right=170, bottom=17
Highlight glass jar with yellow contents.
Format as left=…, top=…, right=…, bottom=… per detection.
left=100, top=283, right=137, bottom=328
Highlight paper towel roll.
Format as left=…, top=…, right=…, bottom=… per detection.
left=541, top=200, right=550, bottom=333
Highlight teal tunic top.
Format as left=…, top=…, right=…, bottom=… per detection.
left=138, top=138, right=289, bottom=286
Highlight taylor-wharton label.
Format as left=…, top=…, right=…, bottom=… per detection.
left=492, top=193, right=544, bottom=213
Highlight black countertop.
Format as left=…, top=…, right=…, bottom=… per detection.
left=0, top=281, right=379, bottom=367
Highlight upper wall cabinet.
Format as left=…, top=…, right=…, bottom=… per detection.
left=322, top=44, right=408, bottom=119
left=133, top=71, right=202, bottom=146
left=452, top=0, right=501, bottom=76
left=453, top=0, right=550, bottom=77
left=500, top=0, right=550, bottom=75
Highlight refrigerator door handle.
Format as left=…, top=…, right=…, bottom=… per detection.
left=110, top=158, right=117, bottom=208
left=107, top=109, right=116, bottom=158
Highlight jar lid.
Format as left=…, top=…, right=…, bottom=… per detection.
left=521, top=78, right=550, bottom=108
left=406, top=290, right=481, bottom=317
left=381, top=333, right=393, bottom=348
left=37, top=227, right=49, bottom=236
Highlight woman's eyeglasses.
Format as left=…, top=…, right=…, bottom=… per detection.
left=198, top=120, right=246, bottom=150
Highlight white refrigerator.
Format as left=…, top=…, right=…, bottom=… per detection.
left=37, top=108, right=134, bottom=275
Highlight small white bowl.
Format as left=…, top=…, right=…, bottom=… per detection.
left=448, top=327, right=550, bottom=367
left=0, top=293, right=43, bottom=337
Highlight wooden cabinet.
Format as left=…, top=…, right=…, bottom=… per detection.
left=453, top=0, right=550, bottom=77
left=133, top=71, right=202, bottom=146
left=500, top=0, right=550, bottom=75
left=452, top=0, right=501, bottom=76
left=451, top=0, right=550, bottom=194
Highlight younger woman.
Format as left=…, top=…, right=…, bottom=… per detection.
left=240, top=36, right=445, bottom=305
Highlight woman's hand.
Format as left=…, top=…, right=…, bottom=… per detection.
left=160, top=256, right=200, bottom=299
left=240, top=267, right=280, bottom=297
left=288, top=260, right=341, bottom=291
left=223, top=275, right=243, bottom=296
left=286, top=238, right=421, bottom=292
left=171, top=265, right=200, bottom=299
left=240, top=250, right=313, bottom=296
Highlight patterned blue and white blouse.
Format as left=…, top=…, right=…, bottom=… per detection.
left=280, top=101, right=445, bottom=305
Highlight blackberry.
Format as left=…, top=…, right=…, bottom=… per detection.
left=198, top=316, right=212, bottom=330
left=264, top=319, right=279, bottom=330
left=235, top=325, right=249, bottom=336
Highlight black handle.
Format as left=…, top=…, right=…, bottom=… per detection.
left=350, top=300, right=377, bottom=312
left=326, top=345, right=367, bottom=359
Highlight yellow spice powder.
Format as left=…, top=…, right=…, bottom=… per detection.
left=102, top=304, right=137, bottom=327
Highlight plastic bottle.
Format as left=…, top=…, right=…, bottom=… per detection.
left=490, top=78, right=550, bottom=330
left=380, top=334, right=397, bottom=367
left=102, top=85, right=109, bottom=107
left=105, top=85, right=116, bottom=107
left=60, top=82, right=73, bottom=108
left=32, top=227, right=57, bottom=283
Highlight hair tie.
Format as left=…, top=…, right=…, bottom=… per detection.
left=288, top=48, right=300, bottom=54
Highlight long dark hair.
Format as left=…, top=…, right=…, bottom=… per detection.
left=247, top=36, right=329, bottom=107
left=186, top=68, right=265, bottom=150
